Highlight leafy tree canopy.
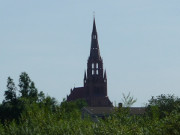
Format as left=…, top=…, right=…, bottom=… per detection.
left=148, top=94, right=180, bottom=118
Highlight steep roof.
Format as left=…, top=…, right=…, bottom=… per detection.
left=89, top=18, right=101, bottom=60
left=67, top=87, right=86, bottom=101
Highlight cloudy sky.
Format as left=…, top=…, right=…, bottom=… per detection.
left=1, top=0, right=180, bottom=106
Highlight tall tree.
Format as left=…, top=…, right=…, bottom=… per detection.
left=4, top=77, right=16, bottom=103
left=18, top=72, right=38, bottom=102
left=29, top=81, right=38, bottom=102
left=19, top=72, right=31, bottom=98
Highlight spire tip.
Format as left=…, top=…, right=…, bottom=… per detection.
left=93, top=11, right=95, bottom=19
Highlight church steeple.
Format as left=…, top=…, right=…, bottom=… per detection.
left=90, top=18, right=101, bottom=60
left=67, top=17, right=112, bottom=107
left=87, top=18, right=103, bottom=79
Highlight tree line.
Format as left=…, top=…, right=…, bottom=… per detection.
left=0, top=72, right=180, bottom=134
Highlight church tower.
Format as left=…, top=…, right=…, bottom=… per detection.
left=67, top=18, right=112, bottom=107
left=84, top=18, right=107, bottom=97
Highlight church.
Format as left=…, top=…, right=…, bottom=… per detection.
left=67, top=18, right=113, bottom=107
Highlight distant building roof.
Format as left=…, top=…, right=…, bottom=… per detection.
left=83, top=107, right=114, bottom=115
left=128, top=107, right=146, bottom=115
left=82, top=107, right=146, bottom=116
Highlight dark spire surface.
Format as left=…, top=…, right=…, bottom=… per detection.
left=84, top=70, right=87, bottom=80
left=89, top=18, right=101, bottom=60
left=104, top=70, right=107, bottom=79
left=92, top=18, right=97, bottom=34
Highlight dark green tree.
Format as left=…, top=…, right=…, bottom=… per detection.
left=29, top=82, right=38, bottom=102
left=147, top=94, right=180, bottom=118
left=18, top=72, right=38, bottom=102
left=60, top=99, right=87, bottom=113
left=4, top=77, right=17, bottom=103
left=19, top=72, right=31, bottom=98
left=38, top=91, right=45, bottom=102
left=0, top=77, right=20, bottom=123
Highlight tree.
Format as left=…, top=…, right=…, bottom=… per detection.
left=60, top=99, right=87, bottom=113
left=38, top=91, right=45, bottom=102
left=29, top=82, right=38, bottom=102
left=18, top=72, right=38, bottom=102
left=4, top=77, right=16, bottom=103
left=0, top=77, right=20, bottom=122
left=121, top=92, right=137, bottom=107
left=19, top=72, right=31, bottom=98
left=148, top=94, right=180, bottom=118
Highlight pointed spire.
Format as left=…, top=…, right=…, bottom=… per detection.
left=104, top=70, right=107, bottom=79
left=84, top=70, right=87, bottom=80
left=90, top=17, right=101, bottom=60
left=92, top=18, right=97, bottom=34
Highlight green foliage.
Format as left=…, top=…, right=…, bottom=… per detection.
left=1, top=96, right=180, bottom=135
left=4, top=77, right=17, bottom=103
left=19, top=72, right=38, bottom=102
left=19, top=72, right=31, bottom=98
left=0, top=72, right=43, bottom=123
left=147, top=94, right=180, bottom=118
left=122, top=92, right=137, bottom=107
left=1, top=73, right=180, bottom=134
left=61, top=99, right=87, bottom=112
left=60, top=99, right=87, bottom=119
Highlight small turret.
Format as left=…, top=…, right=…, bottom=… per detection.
left=104, top=70, right=107, bottom=80
left=70, top=88, right=72, bottom=93
left=84, top=71, right=87, bottom=86
left=84, top=70, right=87, bottom=80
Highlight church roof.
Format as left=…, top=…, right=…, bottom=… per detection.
left=82, top=107, right=146, bottom=116
left=82, top=107, right=114, bottom=115
left=67, top=87, right=86, bottom=101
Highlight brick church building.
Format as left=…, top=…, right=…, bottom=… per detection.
left=67, top=18, right=112, bottom=107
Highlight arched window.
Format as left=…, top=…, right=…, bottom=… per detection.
left=96, top=63, right=98, bottom=68
left=92, top=63, right=94, bottom=68
left=96, top=70, right=98, bottom=75
left=92, top=70, right=94, bottom=75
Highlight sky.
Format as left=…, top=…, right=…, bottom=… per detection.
left=1, top=0, right=180, bottom=106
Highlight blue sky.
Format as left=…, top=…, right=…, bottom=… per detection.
left=1, top=0, right=180, bottom=106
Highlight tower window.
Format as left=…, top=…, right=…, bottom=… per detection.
left=92, top=70, right=94, bottom=75
left=92, top=63, right=94, bottom=68
left=96, top=70, right=98, bottom=75
left=96, top=63, right=98, bottom=68
left=93, top=35, right=96, bottom=39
